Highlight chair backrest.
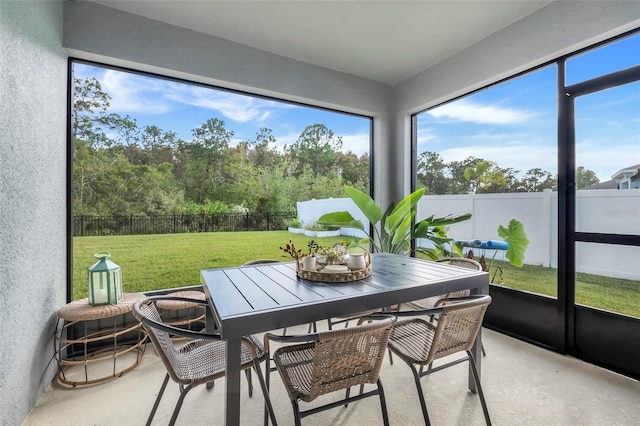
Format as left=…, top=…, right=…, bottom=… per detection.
left=242, top=259, right=281, bottom=266
left=133, top=297, right=191, bottom=384
left=307, top=317, right=394, bottom=401
left=427, top=295, right=491, bottom=364
left=436, top=258, right=483, bottom=298
left=436, top=257, right=482, bottom=270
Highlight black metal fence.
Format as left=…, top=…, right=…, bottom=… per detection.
left=73, top=212, right=296, bottom=236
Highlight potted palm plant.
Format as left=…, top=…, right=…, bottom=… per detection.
left=317, top=186, right=471, bottom=258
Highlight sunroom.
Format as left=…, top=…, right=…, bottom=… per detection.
left=2, top=1, right=639, bottom=425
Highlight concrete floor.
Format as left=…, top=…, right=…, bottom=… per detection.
left=24, top=327, right=639, bottom=426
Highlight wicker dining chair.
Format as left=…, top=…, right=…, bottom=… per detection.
left=303, top=309, right=383, bottom=333
left=263, top=315, right=396, bottom=426
left=155, top=290, right=206, bottom=341
left=386, top=295, right=492, bottom=426
left=398, top=257, right=486, bottom=360
left=132, top=295, right=277, bottom=426
left=407, top=257, right=483, bottom=310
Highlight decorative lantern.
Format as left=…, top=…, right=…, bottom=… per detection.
left=88, top=252, right=123, bottom=306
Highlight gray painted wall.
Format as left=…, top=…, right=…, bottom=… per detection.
left=0, top=1, right=67, bottom=424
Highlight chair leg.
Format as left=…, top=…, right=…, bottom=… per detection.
left=245, top=368, right=253, bottom=397
left=482, top=343, right=487, bottom=357
left=387, top=348, right=394, bottom=365
left=264, top=355, right=272, bottom=426
left=376, top=378, right=390, bottom=426
left=253, top=359, right=278, bottom=426
left=419, top=363, right=434, bottom=375
left=408, top=363, right=431, bottom=426
left=146, top=373, right=170, bottom=426
left=292, top=400, right=303, bottom=426
left=344, top=387, right=350, bottom=407
left=168, top=383, right=194, bottom=426
left=467, top=351, right=491, bottom=426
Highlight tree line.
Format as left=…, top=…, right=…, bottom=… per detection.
left=73, top=77, right=369, bottom=216
left=417, top=152, right=599, bottom=194
left=73, top=77, right=600, bottom=216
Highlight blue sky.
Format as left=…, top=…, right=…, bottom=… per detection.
left=73, top=63, right=372, bottom=155
left=74, top=32, right=638, bottom=182
left=418, top=33, right=639, bottom=181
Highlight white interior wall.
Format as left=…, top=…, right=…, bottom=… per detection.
left=0, top=1, right=68, bottom=425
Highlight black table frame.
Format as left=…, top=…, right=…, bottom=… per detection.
left=201, top=253, right=489, bottom=426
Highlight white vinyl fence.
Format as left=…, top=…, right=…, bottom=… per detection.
left=297, top=198, right=369, bottom=238
left=297, top=189, right=640, bottom=281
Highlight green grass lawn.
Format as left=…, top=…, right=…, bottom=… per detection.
left=484, top=260, right=639, bottom=317
left=73, top=231, right=346, bottom=300
left=74, top=231, right=639, bottom=317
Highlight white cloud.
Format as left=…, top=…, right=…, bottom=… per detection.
left=427, top=99, right=533, bottom=125
left=576, top=139, right=640, bottom=180
left=341, top=132, right=370, bottom=156
left=416, top=126, right=437, bottom=146
left=272, top=131, right=300, bottom=152
left=166, top=85, right=291, bottom=123
left=91, top=68, right=292, bottom=123
left=469, top=132, right=529, bottom=142
left=432, top=138, right=637, bottom=182
left=101, top=70, right=171, bottom=115
left=598, top=95, right=640, bottom=109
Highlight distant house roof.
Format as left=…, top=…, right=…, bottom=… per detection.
left=611, top=164, right=640, bottom=180
left=583, top=179, right=618, bottom=190
left=583, top=164, right=640, bottom=190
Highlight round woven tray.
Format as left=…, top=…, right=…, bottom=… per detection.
left=296, top=253, right=371, bottom=283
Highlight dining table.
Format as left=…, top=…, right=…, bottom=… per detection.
left=201, top=252, right=489, bottom=426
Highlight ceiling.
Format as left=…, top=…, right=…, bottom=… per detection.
left=88, top=0, right=552, bottom=86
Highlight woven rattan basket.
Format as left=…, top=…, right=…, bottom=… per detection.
left=296, top=252, right=371, bottom=283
